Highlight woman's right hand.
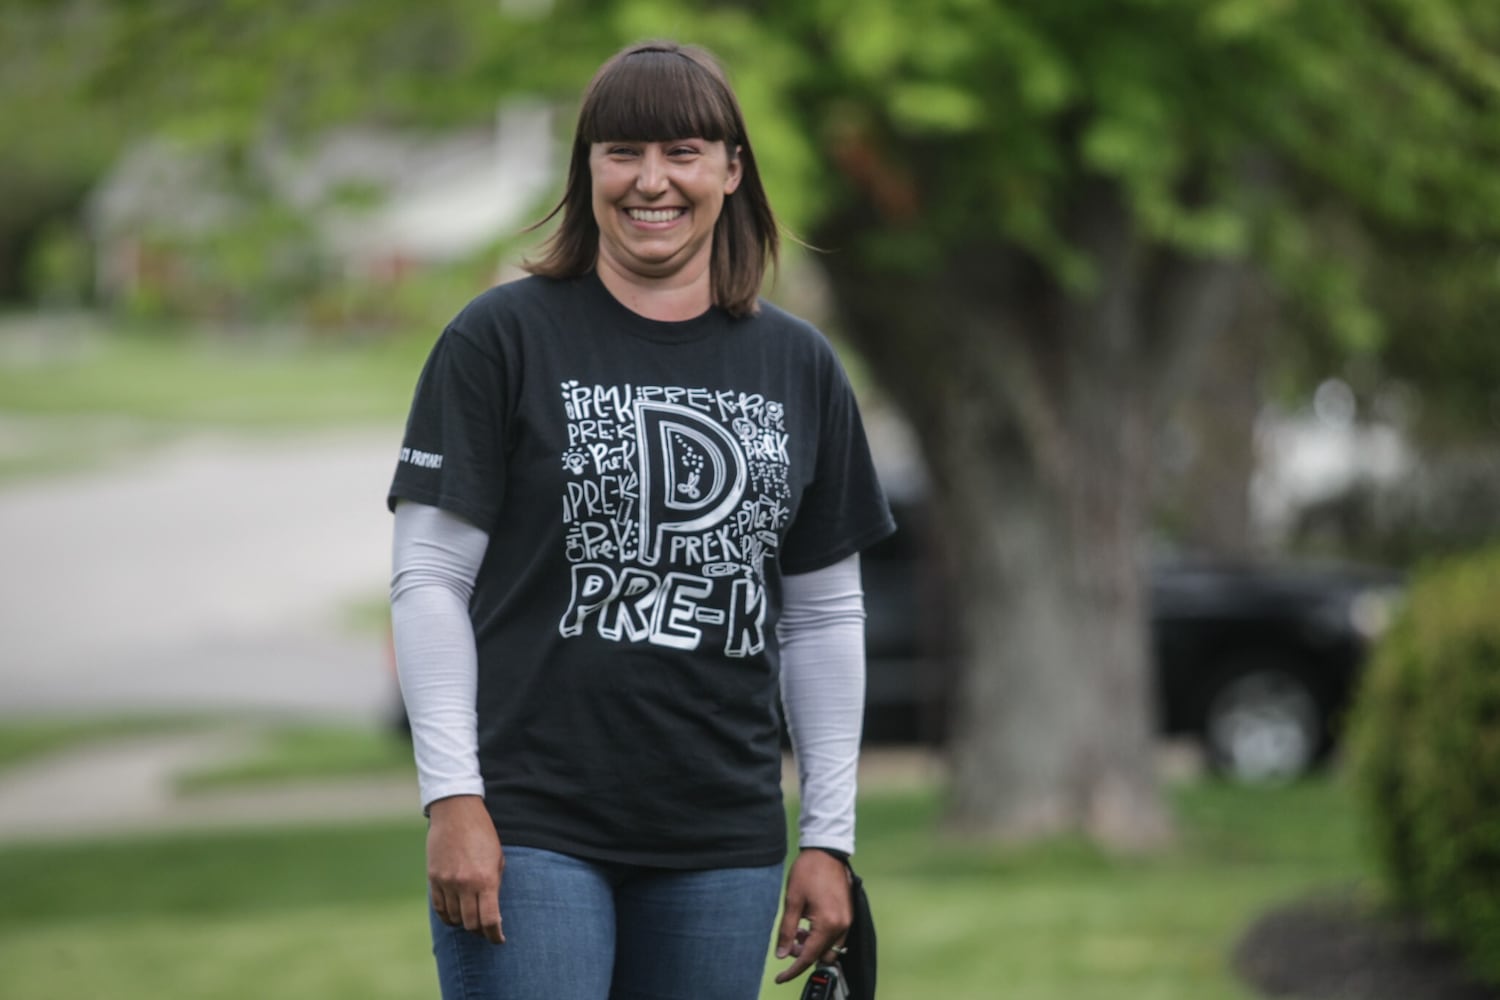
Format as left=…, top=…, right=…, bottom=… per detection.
left=426, top=794, right=506, bottom=943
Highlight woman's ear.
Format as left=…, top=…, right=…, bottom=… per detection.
left=725, top=144, right=744, bottom=194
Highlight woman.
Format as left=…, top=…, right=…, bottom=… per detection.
left=388, top=40, right=893, bottom=999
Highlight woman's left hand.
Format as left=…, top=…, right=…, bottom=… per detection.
left=773, top=848, right=852, bottom=984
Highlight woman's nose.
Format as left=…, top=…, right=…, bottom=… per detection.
left=635, top=146, right=669, bottom=194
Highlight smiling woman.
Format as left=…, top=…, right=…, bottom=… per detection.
left=384, top=38, right=893, bottom=1000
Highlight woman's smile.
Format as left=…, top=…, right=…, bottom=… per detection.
left=625, top=207, right=687, bottom=224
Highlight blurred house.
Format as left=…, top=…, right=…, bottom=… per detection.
left=87, top=101, right=556, bottom=318
left=1251, top=381, right=1413, bottom=548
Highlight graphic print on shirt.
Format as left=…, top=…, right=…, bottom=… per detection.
left=556, top=380, right=792, bottom=657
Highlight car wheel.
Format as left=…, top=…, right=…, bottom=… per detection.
left=1202, top=667, right=1323, bottom=782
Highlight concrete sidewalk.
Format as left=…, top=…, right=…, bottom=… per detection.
left=0, top=428, right=398, bottom=720
left=0, top=730, right=419, bottom=843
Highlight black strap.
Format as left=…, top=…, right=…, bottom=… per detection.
left=798, top=846, right=876, bottom=997
left=842, top=865, right=877, bottom=999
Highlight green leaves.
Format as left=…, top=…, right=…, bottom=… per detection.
left=9, top=0, right=1500, bottom=341
left=886, top=82, right=985, bottom=135
left=1349, top=547, right=1500, bottom=983
left=1199, top=0, right=1298, bottom=41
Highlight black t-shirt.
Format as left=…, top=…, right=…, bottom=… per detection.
left=388, top=272, right=895, bottom=868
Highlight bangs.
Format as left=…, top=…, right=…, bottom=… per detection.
left=578, top=48, right=737, bottom=144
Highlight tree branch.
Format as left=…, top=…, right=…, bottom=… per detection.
left=1141, top=250, right=1247, bottom=425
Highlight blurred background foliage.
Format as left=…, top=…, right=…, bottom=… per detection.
left=4, top=0, right=1500, bottom=989
left=5, top=0, right=1500, bottom=843
left=4, top=0, right=1498, bottom=530
left=9, top=0, right=1500, bottom=304
left=1348, top=544, right=1500, bottom=984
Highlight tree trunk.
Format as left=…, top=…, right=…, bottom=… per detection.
left=816, top=186, right=1238, bottom=849
left=924, top=397, right=1164, bottom=846
left=1156, top=278, right=1272, bottom=557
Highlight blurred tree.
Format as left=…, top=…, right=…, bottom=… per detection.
left=657, top=0, right=1500, bottom=847
left=17, top=0, right=1500, bottom=846
left=1287, top=233, right=1500, bottom=444
left=1274, top=231, right=1500, bottom=565
left=0, top=0, right=524, bottom=303
left=0, top=2, right=126, bottom=300
left=1152, top=276, right=1274, bottom=558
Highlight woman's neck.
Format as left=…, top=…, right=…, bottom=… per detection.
left=595, top=254, right=714, bottom=322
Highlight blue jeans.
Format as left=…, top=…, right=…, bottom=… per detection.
left=429, top=845, right=784, bottom=1000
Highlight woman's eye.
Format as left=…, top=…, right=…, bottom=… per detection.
left=670, top=145, right=701, bottom=157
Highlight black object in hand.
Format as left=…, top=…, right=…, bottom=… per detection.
left=801, top=963, right=850, bottom=1000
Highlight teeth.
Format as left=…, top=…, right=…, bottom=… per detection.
left=628, top=208, right=683, bottom=223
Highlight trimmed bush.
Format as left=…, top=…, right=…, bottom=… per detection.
left=1347, top=547, right=1500, bottom=984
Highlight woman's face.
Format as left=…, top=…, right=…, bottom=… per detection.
left=589, top=138, right=743, bottom=287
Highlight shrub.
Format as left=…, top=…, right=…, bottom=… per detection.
left=1347, top=547, right=1500, bottom=984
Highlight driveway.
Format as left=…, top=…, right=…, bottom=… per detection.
left=0, top=428, right=400, bottom=720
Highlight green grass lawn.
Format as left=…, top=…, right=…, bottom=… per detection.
left=0, top=777, right=1370, bottom=1000
left=0, top=323, right=1375, bottom=996
left=0, top=331, right=430, bottom=427
left=174, top=722, right=415, bottom=793
left=0, top=326, right=434, bottom=480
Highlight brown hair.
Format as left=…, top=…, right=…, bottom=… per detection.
left=524, top=41, right=779, bottom=317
